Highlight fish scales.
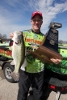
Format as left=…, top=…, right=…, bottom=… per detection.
left=11, top=31, right=25, bottom=81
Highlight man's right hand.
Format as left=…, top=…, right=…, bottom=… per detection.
left=10, top=33, right=14, bottom=39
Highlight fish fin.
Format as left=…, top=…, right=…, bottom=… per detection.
left=11, top=72, right=19, bottom=81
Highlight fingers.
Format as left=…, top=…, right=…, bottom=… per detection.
left=50, top=58, right=61, bottom=64
left=10, top=32, right=14, bottom=39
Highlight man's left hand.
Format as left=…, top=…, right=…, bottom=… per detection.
left=50, top=58, right=61, bottom=64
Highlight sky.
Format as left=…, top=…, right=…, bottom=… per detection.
left=0, top=0, right=67, bottom=41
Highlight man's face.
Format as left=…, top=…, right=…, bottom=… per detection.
left=31, top=15, right=43, bottom=32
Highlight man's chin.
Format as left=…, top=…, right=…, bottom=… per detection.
left=34, top=28, right=40, bottom=32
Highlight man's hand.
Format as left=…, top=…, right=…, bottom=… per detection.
left=10, top=32, right=14, bottom=39
left=50, top=58, right=61, bottom=64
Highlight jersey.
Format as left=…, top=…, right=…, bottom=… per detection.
left=21, top=29, right=45, bottom=73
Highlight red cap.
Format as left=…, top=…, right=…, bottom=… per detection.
left=31, top=11, right=43, bottom=19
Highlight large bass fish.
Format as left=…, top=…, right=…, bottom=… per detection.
left=11, top=31, right=25, bottom=81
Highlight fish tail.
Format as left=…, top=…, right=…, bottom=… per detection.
left=14, top=63, right=20, bottom=74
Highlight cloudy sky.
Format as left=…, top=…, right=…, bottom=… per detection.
left=0, top=0, right=67, bottom=41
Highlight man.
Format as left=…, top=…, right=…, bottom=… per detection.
left=10, top=11, right=61, bottom=100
